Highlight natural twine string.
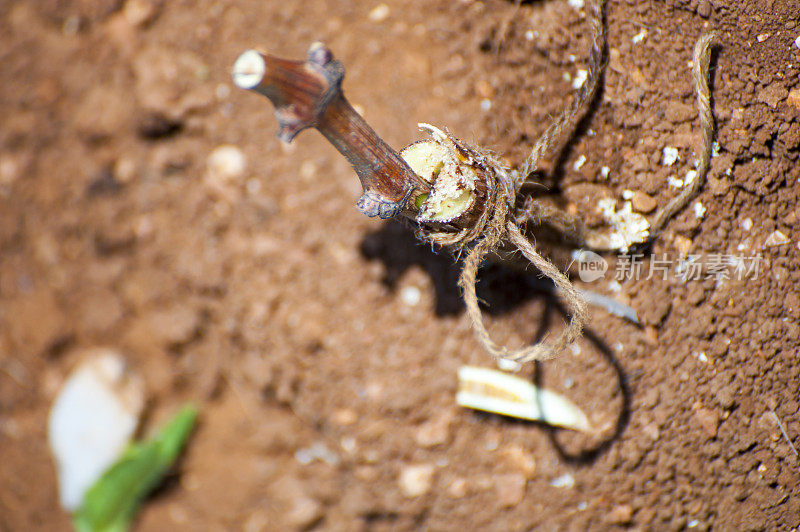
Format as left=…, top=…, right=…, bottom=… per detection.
left=420, top=0, right=715, bottom=365
left=418, top=0, right=603, bottom=363
left=649, top=32, right=716, bottom=237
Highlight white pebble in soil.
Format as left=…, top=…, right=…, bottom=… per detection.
left=764, top=230, right=790, bottom=247
left=206, top=144, right=246, bottom=184
left=572, top=69, right=588, bottom=90
left=661, top=146, right=679, bottom=166
left=400, top=286, right=421, bottom=307
left=632, top=29, right=647, bottom=44
left=48, top=350, right=144, bottom=510
left=368, top=3, right=390, bottom=22
left=550, top=473, right=575, bottom=488
left=399, top=464, right=435, bottom=497
left=693, top=201, right=706, bottom=219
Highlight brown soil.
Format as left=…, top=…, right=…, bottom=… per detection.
left=1, top=0, right=799, bottom=530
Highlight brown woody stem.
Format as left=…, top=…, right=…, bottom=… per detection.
left=232, top=43, right=431, bottom=219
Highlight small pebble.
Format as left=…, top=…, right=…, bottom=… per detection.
left=368, top=4, right=390, bottom=22
left=340, top=437, right=356, bottom=453
left=697, top=0, right=711, bottom=18
left=741, top=217, right=753, bottom=231
left=632, top=29, right=647, bottom=44
left=215, top=83, right=230, bottom=100
left=631, top=191, right=657, bottom=213
left=606, top=504, right=634, bottom=525
left=0, top=152, right=26, bottom=187
left=414, top=412, right=452, bottom=448
left=206, top=145, right=246, bottom=182
left=789, top=89, right=800, bottom=112
left=48, top=351, right=144, bottom=510
left=764, top=230, right=790, bottom=247
left=480, top=99, right=492, bottom=111
left=503, top=445, right=536, bottom=478
left=643, top=422, right=660, bottom=441
left=332, top=408, right=357, bottom=426
left=474, top=79, right=494, bottom=99
left=667, top=176, right=684, bottom=188
left=447, top=477, right=468, bottom=498
left=794, top=34, right=800, bottom=51
left=399, top=464, right=435, bottom=497
left=294, top=442, right=339, bottom=466
left=572, top=69, right=588, bottom=90
left=123, top=0, right=160, bottom=26
left=550, top=473, right=575, bottom=488
left=662, top=146, right=679, bottom=166
left=717, top=386, right=736, bottom=409
left=149, top=305, right=200, bottom=346
left=573, top=154, right=587, bottom=170
left=757, top=82, right=788, bottom=109
left=693, top=405, right=719, bottom=438
left=496, top=473, right=526, bottom=507
left=400, top=286, right=421, bottom=307
left=299, top=160, right=317, bottom=181
left=286, top=496, right=323, bottom=529
left=693, top=201, right=706, bottom=219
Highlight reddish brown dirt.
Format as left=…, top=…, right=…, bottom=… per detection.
left=1, top=0, right=799, bottom=530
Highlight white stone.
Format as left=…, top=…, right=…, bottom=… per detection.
left=572, top=69, right=588, bottom=90
left=48, top=350, right=144, bottom=510
left=206, top=145, right=246, bottom=183
left=632, top=29, right=647, bottom=44
left=400, top=286, right=421, bottom=307
left=693, top=201, right=706, bottom=219
left=661, top=146, right=679, bottom=166
left=667, top=176, right=684, bottom=188
left=550, top=473, right=575, bottom=488
left=368, top=4, right=390, bottom=22
left=399, top=464, right=435, bottom=497
left=764, top=230, right=790, bottom=247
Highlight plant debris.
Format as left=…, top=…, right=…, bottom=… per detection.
left=456, top=366, right=592, bottom=432
left=73, top=405, right=198, bottom=532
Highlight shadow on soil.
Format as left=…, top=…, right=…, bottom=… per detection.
left=360, top=221, right=631, bottom=461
